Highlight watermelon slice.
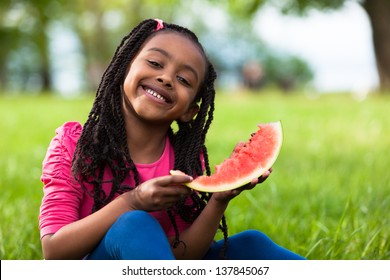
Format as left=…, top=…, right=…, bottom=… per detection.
left=171, top=121, right=283, bottom=192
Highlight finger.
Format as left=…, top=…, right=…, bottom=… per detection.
left=154, top=185, right=191, bottom=198
left=262, top=169, right=271, bottom=177
left=148, top=188, right=190, bottom=210
left=254, top=168, right=271, bottom=183
left=161, top=182, right=192, bottom=197
left=250, top=177, right=259, bottom=185
left=156, top=174, right=193, bottom=185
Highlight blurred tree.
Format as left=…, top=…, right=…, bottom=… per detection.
left=29, top=0, right=54, bottom=92
left=0, top=0, right=69, bottom=92
left=0, top=0, right=51, bottom=92
left=209, top=0, right=390, bottom=92
left=62, top=0, right=179, bottom=91
left=0, top=0, right=179, bottom=93
left=362, top=0, right=390, bottom=92
left=13, top=0, right=59, bottom=92
left=262, top=55, right=314, bottom=92
left=0, top=7, right=22, bottom=92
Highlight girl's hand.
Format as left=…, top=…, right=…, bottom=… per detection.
left=124, top=175, right=192, bottom=212
left=212, top=168, right=272, bottom=204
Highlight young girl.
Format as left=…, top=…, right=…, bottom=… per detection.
left=39, top=19, right=305, bottom=260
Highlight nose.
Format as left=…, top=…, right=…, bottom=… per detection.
left=156, top=72, right=173, bottom=88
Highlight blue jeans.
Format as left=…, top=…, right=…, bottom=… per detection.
left=85, top=210, right=305, bottom=260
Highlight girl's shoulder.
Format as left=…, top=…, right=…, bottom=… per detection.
left=41, top=122, right=83, bottom=180
left=55, top=121, right=83, bottom=138
left=48, top=121, right=83, bottom=159
left=55, top=121, right=83, bottom=152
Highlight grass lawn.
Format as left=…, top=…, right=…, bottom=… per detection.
left=0, top=91, right=389, bottom=259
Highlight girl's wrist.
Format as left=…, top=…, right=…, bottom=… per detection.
left=209, top=194, right=230, bottom=210
left=118, top=191, right=139, bottom=211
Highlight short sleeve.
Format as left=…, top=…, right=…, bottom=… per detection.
left=38, top=122, right=84, bottom=238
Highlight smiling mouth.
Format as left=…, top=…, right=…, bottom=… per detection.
left=144, top=87, right=170, bottom=103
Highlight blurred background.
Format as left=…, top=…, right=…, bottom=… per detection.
left=1, top=0, right=389, bottom=97
left=1, top=0, right=390, bottom=260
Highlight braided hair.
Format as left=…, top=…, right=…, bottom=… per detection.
left=71, top=19, right=228, bottom=258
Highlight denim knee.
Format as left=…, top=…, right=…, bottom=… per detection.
left=115, top=210, right=155, bottom=226
left=236, top=230, right=306, bottom=260
left=89, top=210, right=174, bottom=259
left=105, top=210, right=160, bottom=243
left=238, top=230, right=272, bottom=244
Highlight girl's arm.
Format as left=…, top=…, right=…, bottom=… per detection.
left=41, top=194, right=132, bottom=259
left=170, top=169, right=272, bottom=260
left=41, top=175, right=192, bottom=260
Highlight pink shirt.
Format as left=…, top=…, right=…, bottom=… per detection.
left=39, top=122, right=191, bottom=239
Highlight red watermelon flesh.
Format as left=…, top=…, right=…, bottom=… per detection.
left=171, top=121, right=283, bottom=192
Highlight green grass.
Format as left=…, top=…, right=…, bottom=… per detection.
left=1, top=91, right=389, bottom=260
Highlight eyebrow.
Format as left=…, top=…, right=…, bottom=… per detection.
left=147, top=47, right=199, bottom=82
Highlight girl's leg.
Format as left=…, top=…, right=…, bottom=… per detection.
left=204, top=230, right=305, bottom=260
left=86, top=210, right=175, bottom=260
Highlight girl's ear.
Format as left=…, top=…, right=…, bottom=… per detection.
left=179, top=104, right=200, bottom=122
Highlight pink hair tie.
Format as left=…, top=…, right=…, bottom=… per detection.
left=155, top=19, right=164, bottom=31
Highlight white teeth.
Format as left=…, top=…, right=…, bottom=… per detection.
left=145, top=88, right=166, bottom=102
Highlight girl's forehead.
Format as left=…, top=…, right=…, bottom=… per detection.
left=143, top=32, right=203, bottom=55
left=140, top=31, right=207, bottom=78
left=149, top=32, right=203, bottom=53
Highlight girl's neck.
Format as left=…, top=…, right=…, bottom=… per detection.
left=123, top=111, right=170, bottom=165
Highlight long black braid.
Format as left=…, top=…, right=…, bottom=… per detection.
left=71, top=19, right=229, bottom=258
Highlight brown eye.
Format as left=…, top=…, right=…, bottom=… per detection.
left=147, top=60, right=162, bottom=68
left=177, top=76, right=190, bottom=86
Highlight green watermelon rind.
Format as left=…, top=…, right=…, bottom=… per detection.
left=173, top=121, right=283, bottom=193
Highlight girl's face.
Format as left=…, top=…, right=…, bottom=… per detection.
left=122, top=31, right=206, bottom=125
